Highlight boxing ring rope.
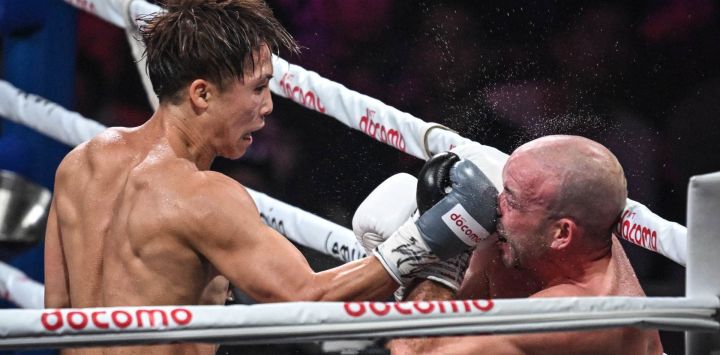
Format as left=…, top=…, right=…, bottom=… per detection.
left=0, top=296, right=717, bottom=349
left=0, top=261, right=44, bottom=309
left=0, top=0, right=715, bottom=352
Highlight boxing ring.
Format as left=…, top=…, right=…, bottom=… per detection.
left=0, top=0, right=717, bottom=353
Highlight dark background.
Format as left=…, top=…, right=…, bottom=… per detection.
left=2, top=1, right=719, bottom=354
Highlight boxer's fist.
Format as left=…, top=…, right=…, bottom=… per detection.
left=416, top=152, right=498, bottom=258
left=373, top=153, right=498, bottom=285
left=352, top=173, right=417, bottom=253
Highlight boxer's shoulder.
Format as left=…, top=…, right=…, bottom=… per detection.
left=530, top=283, right=589, bottom=298
left=171, top=170, right=258, bottom=226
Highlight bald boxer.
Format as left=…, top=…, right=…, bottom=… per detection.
left=386, top=135, right=663, bottom=354
left=43, top=2, right=496, bottom=354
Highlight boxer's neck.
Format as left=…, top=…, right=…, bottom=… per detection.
left=148, top=105, right=216, bottom=171
left=530, top=245, right=612, bottom=290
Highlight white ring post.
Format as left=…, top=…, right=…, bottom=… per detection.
left=686, top=171, right=720, bottom=355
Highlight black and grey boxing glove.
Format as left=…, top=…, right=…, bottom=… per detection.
left=373, top=152, right=498, bottom=286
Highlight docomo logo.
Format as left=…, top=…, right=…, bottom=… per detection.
left=617, top=210, right=658, bottom=251
left=278, top=73, right=326, bottom=113
left=344, top=299, right=494, bottom=318
left=450, top=213, right=483, bottom=242
left=359, top=108, right=406, bottom=152
left=41, top=308, right=193, bottom=332
left=441, top=204, right=487, bottom=245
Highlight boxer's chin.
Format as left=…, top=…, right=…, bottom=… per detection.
left=224, top=136, right=253, bottom=160
left=223, top=146, right=248, bottom=161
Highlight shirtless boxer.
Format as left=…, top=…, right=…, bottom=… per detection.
left=43, top=2, right=497, bottom=354
left=355, top=136, right=663, bottom=354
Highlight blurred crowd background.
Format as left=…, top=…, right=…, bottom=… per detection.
left=1, top=0, right=719, bottom=354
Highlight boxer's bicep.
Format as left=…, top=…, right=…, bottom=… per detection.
left=186, top=176, right=396, bottom=302
left=188, top=182, right=316, bottom=302
left=44, top=198, right=70, bottom=308
left=228, top=223, right=318, bottom=302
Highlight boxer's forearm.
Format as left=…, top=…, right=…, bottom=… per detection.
left=310, top=256, right=398, bottom=302
left=405, top=278, right=456, bottom=301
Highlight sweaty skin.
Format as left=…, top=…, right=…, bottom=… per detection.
left=44, top=47, right=396, bottom=355
left=390, top=135, right=663, bottom=355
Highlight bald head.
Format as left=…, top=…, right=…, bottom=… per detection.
left=508, top=135, right=627, bottom=245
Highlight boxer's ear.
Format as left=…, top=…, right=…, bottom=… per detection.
left=549, top=218, right=576, bottom=250
left=188, top=79, right=211, bottom=110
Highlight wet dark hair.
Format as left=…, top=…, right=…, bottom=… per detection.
left=140, top=0, right=298, bottom=104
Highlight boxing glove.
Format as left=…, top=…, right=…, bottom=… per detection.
left=374, top=152, right=498, bottom=285
left=352, top=173, right=418, bottom=253
left=352, top=173, right=469, bottom=295
left=416, top=152, right=498, bottom=258
left=449, top=141, right=507, bottom=191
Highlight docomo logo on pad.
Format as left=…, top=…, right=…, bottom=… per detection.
left=441, top=204, right=487, bottom=245
left=278, top=73, right=326, bottom=113
left=41, top=308, right=192, bottom=332
left=344, top=299, right=494, bottom=318
left=617, top=209, right=658, bottom=251
left=359, top=108, right=406, bottom=151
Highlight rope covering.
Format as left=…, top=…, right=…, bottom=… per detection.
left=0, top=296, right=716, bottom=349
left=0, top=261, right=44, bottom=309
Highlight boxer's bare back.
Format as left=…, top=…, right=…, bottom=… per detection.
left=45, top=124, right=232, bottom=354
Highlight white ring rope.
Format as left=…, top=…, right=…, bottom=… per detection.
left=0, top=296, right=716, bottom=349
left=0, top=261, right=44, bottom=309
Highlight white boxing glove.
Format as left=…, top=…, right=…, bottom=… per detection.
left=353, top=173, right=469, bottom=295
left=352, top=173, right=418, bottom=253
left=394, top=248, right=472, bottom=300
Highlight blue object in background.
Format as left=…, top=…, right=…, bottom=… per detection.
left=0, top=0, right=76, bottom=354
